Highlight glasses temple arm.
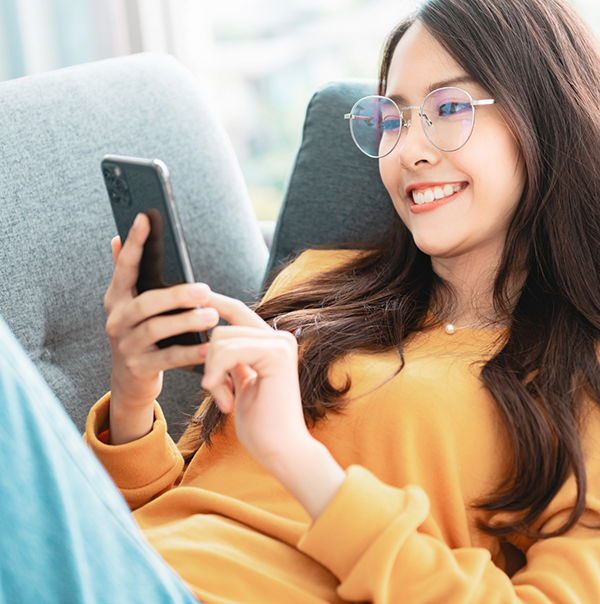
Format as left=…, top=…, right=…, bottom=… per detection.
left=344, top=114, right=377, bottom=121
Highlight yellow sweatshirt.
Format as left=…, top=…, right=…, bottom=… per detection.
left=86, top=249, right=600, bottom=604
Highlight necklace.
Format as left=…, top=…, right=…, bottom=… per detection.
left=431, top=311, right=501, bottom=335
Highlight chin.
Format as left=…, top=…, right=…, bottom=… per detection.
left=411, top=234, right=456, bottom=258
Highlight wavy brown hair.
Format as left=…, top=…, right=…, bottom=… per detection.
left=187, top=0, right=600, bottom=540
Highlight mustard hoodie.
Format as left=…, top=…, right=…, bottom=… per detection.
left=86, top=249, right=600, bottom=604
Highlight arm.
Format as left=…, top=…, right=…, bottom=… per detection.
left=297, top=465, right=600, bottom=604
left=84, top=393, right=185, bottom=510
left=198, top=291, right=347, bottom=520
left=85, top=213, right=219, bottom=507
left=192, top=248, right=360, bottom=517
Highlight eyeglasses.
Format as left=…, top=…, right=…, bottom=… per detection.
left=344, top=87, right=495, bottom=158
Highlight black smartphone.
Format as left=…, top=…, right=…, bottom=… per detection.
left=101, top=154, right=209, bottom=355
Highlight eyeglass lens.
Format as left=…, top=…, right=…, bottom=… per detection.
left=349, top=88, right=476, bottom=157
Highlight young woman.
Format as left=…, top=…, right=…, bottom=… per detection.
left=2, top=0, right=599, bottom=602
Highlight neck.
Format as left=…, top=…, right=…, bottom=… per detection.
left=430, top=245, right=513, bottom=327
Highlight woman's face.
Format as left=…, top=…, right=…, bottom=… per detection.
left=379, top=22, right=526, bottom=264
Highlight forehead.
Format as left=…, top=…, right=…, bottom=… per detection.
left=386, top=21, right=471, bottom=102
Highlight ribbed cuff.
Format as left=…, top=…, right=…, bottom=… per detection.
left=85, top=393, right=184, bottom=509
left=298, top=465, right=429, bottom=581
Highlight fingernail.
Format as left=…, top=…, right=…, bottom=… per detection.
left=133, top=213, right=143, bottom=227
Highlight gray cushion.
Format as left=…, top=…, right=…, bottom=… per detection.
left=0, top=53, right=268, bottom=436
left=266, top=79, right=395, bottom=277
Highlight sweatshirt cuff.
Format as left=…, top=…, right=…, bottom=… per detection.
left=297, top=465, right=430, bottom=581
left=85, top=392, right=184, bottom=509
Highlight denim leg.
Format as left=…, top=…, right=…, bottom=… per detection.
left=0, top=317, right=200, bottom=604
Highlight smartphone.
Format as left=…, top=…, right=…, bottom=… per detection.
left=101, top=154, right=209, bottom=355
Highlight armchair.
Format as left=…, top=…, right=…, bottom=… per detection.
left=0, top=53, right=394, bottom=437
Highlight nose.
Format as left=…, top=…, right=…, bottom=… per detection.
left=396, top=113, right=441, bottom=168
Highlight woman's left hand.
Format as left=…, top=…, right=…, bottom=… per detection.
left=201, top=290, right=306, bottom=462
left=198, top=289, right=346, bottom=519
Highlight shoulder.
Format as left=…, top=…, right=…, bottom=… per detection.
left=284, top=248, right=363, bottom=276
left=262, top=249, right=365, bottom=302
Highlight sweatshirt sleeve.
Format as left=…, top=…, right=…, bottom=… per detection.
left=84, top=392, right=184, bottom=510
left=298, top=465, right=600, bottom=604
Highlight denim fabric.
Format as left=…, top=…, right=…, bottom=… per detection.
left=0, top=317, right=200, bottom=604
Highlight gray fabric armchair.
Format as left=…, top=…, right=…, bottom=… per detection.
left=268, top=79, right=394, bottom=276
left=0, top=52, right=393, bottom=438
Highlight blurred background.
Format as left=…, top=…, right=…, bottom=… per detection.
left=0, top=0, right=598, bottom=221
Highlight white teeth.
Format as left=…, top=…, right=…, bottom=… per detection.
left=411, top=184, right=465, bottom=205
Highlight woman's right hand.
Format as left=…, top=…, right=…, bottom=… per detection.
left=103, top=213, right=219, bottom=444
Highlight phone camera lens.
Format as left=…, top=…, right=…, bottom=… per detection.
left=104, top=164, right=131, bottom=207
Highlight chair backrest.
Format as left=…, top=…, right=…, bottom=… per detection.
left=0, top=53, right=268, bottom=436
left=267, top=79, right=395, bottom=277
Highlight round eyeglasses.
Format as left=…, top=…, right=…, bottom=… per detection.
left=344, top=87, right=495, bottom=158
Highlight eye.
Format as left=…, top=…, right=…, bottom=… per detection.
left=436, top=101, right=471, bottom=117
left=381, top=116, right=401, bottom=132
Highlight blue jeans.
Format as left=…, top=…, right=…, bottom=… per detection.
left=0, top=317, right=200, bottom=604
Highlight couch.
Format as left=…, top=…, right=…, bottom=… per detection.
left=0, top=52, right=394, bottom=438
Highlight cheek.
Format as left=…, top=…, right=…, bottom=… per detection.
left=479, top=142, right=525, bottom=219
left=379, top=156, right=411, bottom=222
left=378, top=155, right=396, bottom=192
left=473, top=117, right=525, bottom=200
left=379, top=155, right=404, bottom=205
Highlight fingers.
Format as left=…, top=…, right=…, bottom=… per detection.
left=108, top=213, right=151, bottom=300
left=208, top=379, right=236, bottom=413
left=106, top=281, right=212, bottom=334
left=107, top=217, right=267, bottom=334
left=195, top=291, right=270, bottom=331
left=212, top=365, right=256, bottom=414
left=123, top=341, right=210, bottom=378
left=202, top=329, right=297, bottom=405
left=135, top=282, right=211, bottom=320
left=119, top=306, right=218, bottom=352
left=111, top=236, right=122, bottom=266
left=109, top=287, right=268, bottom=351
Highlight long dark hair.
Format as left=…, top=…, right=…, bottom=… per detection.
left=188, top=0, right=600, bottom=540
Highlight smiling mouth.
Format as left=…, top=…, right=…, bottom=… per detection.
left=411, top=184, right=467, bottom=205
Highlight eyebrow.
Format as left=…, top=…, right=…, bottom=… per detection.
left=387, top=75, right=477, bottom=106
